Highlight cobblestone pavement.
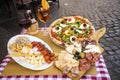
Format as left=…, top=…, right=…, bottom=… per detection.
left=48, top=0, right=120, bottom=80
left=0, top=0, right=120, bottom=80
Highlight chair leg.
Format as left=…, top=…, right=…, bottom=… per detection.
left=48, top=0, right=60, bottom=8
left=53, top=0, right=60, bottom=8
left=57, top=0, right=60, bottom=8
left=30, top=1, right=38, bottom=20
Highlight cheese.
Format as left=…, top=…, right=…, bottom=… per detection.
left=55, top=61, right=61, bottom=67
left=85, top=44, right=96, bottom=49
left=66, top=45, right=74, bottom=54
left=34, top=51, right=41, bottom=54
left=84, top=46, right=101, bottom=53
left=74, top=42, right=81, bottom=47
left=29, top=49, right=34, bottom=54
left=76, top=30, right=82, bottom=33
left=70, top=36, right=77, bottom=43
left=74, top=47, right=82, bottom=53
left=21, top=46, right=30, bottom=54
left=55, top=51, right=79, bottom=68
left=80, top=23, right=89, bottom=29
left=60, top=24, right=68, bottom=28
left=67, top=17, right=75, bottom=23
left=64, top=30, right=69, bottom=35
left=52, top=27, right=62, bottom=33
left=68, top=62, right=79, bottom=67
left=32, top=47, right=38, bottom=52
left=24, top=55, right=45, bottom=67
left=63, top=54, right=73, bottom=61
left=58, top=52, right=66, bottom=60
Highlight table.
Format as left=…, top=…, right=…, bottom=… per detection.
left=0, top=28, right=111, bottom=80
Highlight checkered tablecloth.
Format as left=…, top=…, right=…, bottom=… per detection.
left=0, top=28, right=111, bottom=80
left=0, top=55, right=111, bottom=80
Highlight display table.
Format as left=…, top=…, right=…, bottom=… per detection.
left=0, top=28, right=111, bottom=80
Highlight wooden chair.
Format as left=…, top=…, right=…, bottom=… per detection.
left=0, top=0, right=11, bottom=17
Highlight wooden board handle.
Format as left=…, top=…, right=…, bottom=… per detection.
left=90, top=27, right=106, bottom=42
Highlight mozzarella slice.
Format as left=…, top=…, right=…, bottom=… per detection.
left=64, top=30, right=69, bottom=35
left=70, top=36, right=77, bottom=43
left=67, top=17, right=75, bottom=23
left=80, top=23, right=89, bottom=29
left=76, top=30, right=82, bottom=33
left=60, top=24, right=68, bottom=28
left=52, top=27, right=62, bottom=33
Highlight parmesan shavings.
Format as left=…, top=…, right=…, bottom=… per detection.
left=55, top=51, right=79, bottom=68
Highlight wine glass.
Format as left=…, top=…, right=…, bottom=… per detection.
left=37, top=6, right=50, bottom=36
left=18, top=19, right=32, bottom=29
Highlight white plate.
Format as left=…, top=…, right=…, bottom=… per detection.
left=7, top=34, right=53, bottom=70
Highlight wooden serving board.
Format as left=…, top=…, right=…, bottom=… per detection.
left=90, top=27, right=106, bottom=56
left=56, top=27, right=106, bottom=80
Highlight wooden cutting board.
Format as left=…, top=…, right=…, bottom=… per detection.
left=56, top=27, right=106, bottom=80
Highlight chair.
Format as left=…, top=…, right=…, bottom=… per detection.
left=0, top=0, right=11, bottom=17
left=48, top=0, right=60, bottom=8
left=16, top=0, right=38, bottom=19
left=16, top=0, right=60, bottom=21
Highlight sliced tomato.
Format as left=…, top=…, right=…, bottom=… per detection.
left=51, top=30, right=57, bottom=38
left=41, top=50, right=48, bottom=56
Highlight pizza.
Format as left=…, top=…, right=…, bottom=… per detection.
left=49, top=16, right=95, bottom=47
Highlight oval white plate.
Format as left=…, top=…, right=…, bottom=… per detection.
left=7, top=34, right=53, bottom=70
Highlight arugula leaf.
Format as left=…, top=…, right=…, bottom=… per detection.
left=62, top=35, right=70, bottom=44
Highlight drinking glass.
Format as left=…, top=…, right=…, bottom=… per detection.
left=38, top=6, right=50, bottom=36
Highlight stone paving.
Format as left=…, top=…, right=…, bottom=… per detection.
left=0, top=0, right=120, bottom=80
left=48, top=0, right=120, bottom=80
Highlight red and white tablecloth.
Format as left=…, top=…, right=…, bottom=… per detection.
left=0, top=55, right=111, bottom=80
left=0, top=28, right=111, bottom=80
